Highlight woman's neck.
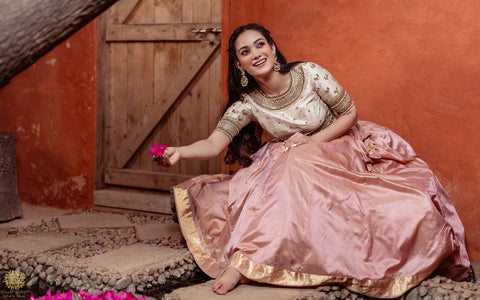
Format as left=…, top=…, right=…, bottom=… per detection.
left=255, top=71, right=291, bottom=97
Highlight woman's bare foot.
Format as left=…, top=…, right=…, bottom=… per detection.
left=212, top=267, right=249, bottom=295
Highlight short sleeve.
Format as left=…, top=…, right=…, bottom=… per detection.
left=214, top=100, right=253, bottom=141
left=308, top=63, right=354, bottom=116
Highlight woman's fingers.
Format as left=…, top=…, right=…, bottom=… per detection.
left=160, top=153, right=169, bottom=167
left=285, top=134, right=306, bottom=148
left=160, top=147, right=173, bottom=167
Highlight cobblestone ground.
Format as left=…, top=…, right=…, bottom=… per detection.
left=0, top=210, right=207, bottom=299
left=1, top=209, right=479, bottom=300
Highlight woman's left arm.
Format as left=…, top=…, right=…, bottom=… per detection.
left=284, top=105, right=357, bottom=149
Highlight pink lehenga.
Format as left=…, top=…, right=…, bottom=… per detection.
left=171, top=63, right=470, bottom=298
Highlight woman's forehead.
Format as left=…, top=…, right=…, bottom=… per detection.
left=235, top=30, right=266, bottom=50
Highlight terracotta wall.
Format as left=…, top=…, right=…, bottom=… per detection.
left=222, top=0, right=480, bottom=261
left=0, top=22, right=97, bottom=210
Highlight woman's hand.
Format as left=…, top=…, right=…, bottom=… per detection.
left=160, top=147, right=181, bottom=167
left=283, top=132, right=312, bottom=151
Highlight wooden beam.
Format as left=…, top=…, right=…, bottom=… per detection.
left=106, top=23, right=222, bottom=42
left=105, top=168, right=193, bottom=190
left=109, top=39, right=220, bottom=168
left=0, top=0, right=119, bottom=89
left=107, top=0, right=142, bottom=24
left=94, top=189, right=172, bottom=214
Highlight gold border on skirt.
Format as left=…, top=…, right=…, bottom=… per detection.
left=173, top=185, right=429, bottom=298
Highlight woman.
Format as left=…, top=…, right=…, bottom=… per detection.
left=159, top=23, right=470, bottom=298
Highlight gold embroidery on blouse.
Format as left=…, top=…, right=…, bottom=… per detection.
left=330, top=89, right=347, bottom=109
left=314, top=74, right=320, bottom=81
left=330, top=89, right=353, bottom=115
left=324, top=87, right=330, bottom=94
left=324, top=74, right=329, bottom=80
left=250, top=67, right=304, bottom=110
left=214, top=117, right=241, bottom=141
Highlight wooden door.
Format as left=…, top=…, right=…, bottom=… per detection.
left=95, top=0, right=222, bottom=213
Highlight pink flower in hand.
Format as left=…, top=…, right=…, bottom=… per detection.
left=147, top=142, right=168, bottom=159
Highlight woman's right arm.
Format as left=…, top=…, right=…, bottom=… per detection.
left=160, top=131, right=230, bottom=167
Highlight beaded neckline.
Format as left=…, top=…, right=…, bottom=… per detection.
left=250, top=67, right=304, bottom=110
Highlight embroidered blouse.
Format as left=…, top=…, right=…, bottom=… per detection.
left=214, top=62, right=354, bottom=141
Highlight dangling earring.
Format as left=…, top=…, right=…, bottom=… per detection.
left=240, top=69, right=248, bottom=87
left=273, top=55, right=281, bottom=72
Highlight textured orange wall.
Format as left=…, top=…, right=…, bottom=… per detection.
left=0, top=22, right=97, bottom=210
left=222, top=0, right=480, bottom=260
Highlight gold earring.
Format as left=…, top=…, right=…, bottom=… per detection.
left=273, top=56, right=281, bottom=72
left=240, top=69, right=248, bottom=87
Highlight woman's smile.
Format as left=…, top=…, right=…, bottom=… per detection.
left=253, top=58, right=267, bottom=67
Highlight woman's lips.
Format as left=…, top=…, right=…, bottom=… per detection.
left=253, top=58, right=267, bottom=67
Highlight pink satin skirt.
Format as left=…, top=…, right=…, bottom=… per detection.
left=171, top=120, right=470, bottom=298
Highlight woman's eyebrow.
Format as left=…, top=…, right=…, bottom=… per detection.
left=237, top=38, right=266, bottom=52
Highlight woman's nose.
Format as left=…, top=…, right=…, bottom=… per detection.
left=251, top=49, right=261, bottom=59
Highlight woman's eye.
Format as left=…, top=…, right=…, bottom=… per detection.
left=257, top=42, right=265, bottom=48
left=240, top=49, right=249, bottom=56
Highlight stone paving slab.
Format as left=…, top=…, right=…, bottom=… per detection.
left=86, top=243, right=190, bottom=273
left=0, top=202, right=67, bottom=236
left=134, top=223, right=180, bottom=241
left=58, top=212, right=132, bottom=229
left=163, top=280, right=318, bottom=300
left=0, top=232, right=84, bottom=254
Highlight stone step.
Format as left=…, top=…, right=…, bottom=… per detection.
left=86, top=243, right=190, bottom=273
left=0, top=232, right=84, bottom=254
left=135, top=222, right=181, bottom=241
left=163, top=281, right=318, bottom=300
left=58, top=212, right=132, bottom=229
left=0, top=202, right=67, bottom=237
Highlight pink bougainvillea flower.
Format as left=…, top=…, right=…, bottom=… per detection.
left=147, top=142, right=168, bottom=158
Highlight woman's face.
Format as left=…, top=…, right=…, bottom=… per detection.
left=234, top=30, right=276, bottom=78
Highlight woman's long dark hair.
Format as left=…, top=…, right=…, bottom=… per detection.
left=224, top=23, right=300, bottom=166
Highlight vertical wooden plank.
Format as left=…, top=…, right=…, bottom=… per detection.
left=194, top=0, right=211, bottom=22
left=107, top=42, right=128, bottom=170
left=179, top=0, right=194, bottom=175
left=155, top=0, right=182, bottom=24
left=207, top=49, right=222, bottom=174
left=178, top=0, right=211, bottom=175
left=208, top=0, right=222, bottom=174
left=126, top=0, right=152, bottom=24
left=125, top=42, right=154, bottom=169
left=151, top=0, right=183, bottom=175
left=125, top=0, right=155, bottom=169
left=181, top=0, right=193, bottom=23
left=212, top=0, right=221, bottom=24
